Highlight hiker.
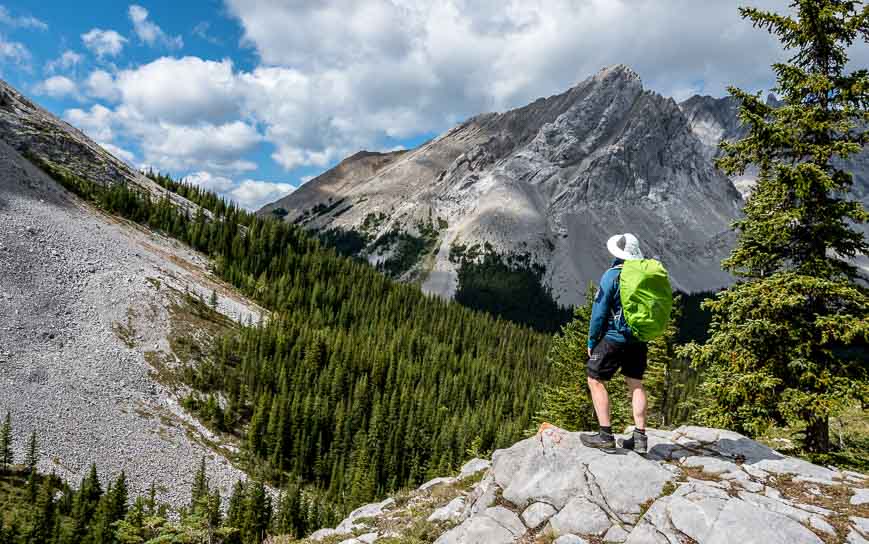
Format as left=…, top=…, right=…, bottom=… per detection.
left=580, top=233, right=649, bottom=454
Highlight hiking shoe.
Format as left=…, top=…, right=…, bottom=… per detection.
left=621, top=431, right=648, bottom=454
left=580, top=431, right=616, bottom=450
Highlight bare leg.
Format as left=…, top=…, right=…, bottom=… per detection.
left=625, top=377, right=647, bottom=429
left=587, top=376, right=611, bottom=427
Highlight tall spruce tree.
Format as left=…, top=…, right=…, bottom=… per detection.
left=25, top=431, right=38, bottom=474
left=0, top=411, right=12, bottom=471
left=682, top=1, right=869, bottom=452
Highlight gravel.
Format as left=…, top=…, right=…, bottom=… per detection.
left=0, top=139, right=262, bottom=507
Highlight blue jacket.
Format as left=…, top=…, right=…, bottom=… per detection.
left=587, top=259, right=634, bottom=349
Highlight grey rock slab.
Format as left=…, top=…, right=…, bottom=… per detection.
left=547, top=496, right=612, bottom=537
left=491, top=428, right=592, bottom=509
left=624, top=496, right=680, bottom=544
left=732, top=479, right=764, bottom=493
left=603, top=524, right=629, bottom=543
left=586, top=452, right=674, bottom=520
left=554, top=536, right=589, bottom=544
left=672, top=425, right=782, bottom=463
left=336, top=497, right=395, bottom=533
left=459, top=458, right=491, bottom=479
left=521, top=501, right=558, bottom=529
left=668, top=482, right=729, bottom=542
left=483, top=506, right=526, bottom=536
left=428, top=497, right=466, bottom=523
left=433, top=514, right=515, bottom=544
left=419, top=476, right=456, bottom=492
left=682, top=455, right=741, bottom=475
left=706, top=498, right=824, bottom=544
left=853, top=516, right=869, bottom=537
left=462, top=472, right=498, bottom=519
left=849, top=529, right=869, bottom=544
left=852, top=488, right=869, bottom=506
left=309, top=528, right=338, bottom=541
left=491, top=426, right=673, bottom=518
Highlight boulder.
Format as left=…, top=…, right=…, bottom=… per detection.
left=428, top=497, right=465, bottom=523
left=433, top=506, right=525, bottom=544
left=459, top=458, right=491, bottom=479
left=521, top=501, right=558, bottom=529
left=547, top=496, right=612, bottom=537
left=554, top=536, right=589, bottom=544
left=335, top=497, right=395, bottom=534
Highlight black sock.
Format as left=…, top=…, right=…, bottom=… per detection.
left=599, top=426, right=612, bottom=436
left=635, top=428, right=646, bottom=435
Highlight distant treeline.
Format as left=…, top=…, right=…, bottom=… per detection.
left=0, top=417, right=301, bottom=543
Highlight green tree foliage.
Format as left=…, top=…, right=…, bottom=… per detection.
left=28, top=159, right=551, bottom=525
left=0, top=412, right=12, bottom=472
left=681, top=0, right=869, bottom=453
left=24, top=433, right=37, bottom=475
left=452, top=244, right=572, bottom=332
left=190, top=458, right=209, bottom=511
left=0, top=456, right=265, bottom=543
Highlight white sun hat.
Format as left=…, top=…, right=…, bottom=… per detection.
left=607, top=233, right=644, bottom=260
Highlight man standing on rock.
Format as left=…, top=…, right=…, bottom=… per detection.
left=580, top=233, right=648, bottom=454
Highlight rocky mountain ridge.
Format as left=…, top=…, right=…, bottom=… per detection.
left=296, top=425, right=869, bottom=544
left=261, top=65, right=869, bottom=303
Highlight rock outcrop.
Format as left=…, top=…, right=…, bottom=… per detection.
left=300, top=425, right=868, bottom=544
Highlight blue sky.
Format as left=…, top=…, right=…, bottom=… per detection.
left=1, top=0, right=854, bottom=210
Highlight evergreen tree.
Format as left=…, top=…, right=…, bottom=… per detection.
left=24, top=431, right=38, bottom=474
left=0, top=411, right=12, bottom=471
left=87, top=471, right=127, bottom=544
left=225, top=480, right=246, bottom=531
left=30, top=477, right=56, bottom=544
left=683, top=1, right=869, bottom=452
left=70, top=463, right=103, bottom=542
left=191, top=457, right=209, bottom=510
left=644, top=296, right=692, bottom=428
left=242, top=481, right=271, bottom=544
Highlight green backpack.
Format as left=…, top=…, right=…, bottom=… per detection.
left=619, top=259, right=673, bottom=342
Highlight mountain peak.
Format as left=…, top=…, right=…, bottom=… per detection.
left=593, top=63, right=642, bottom=84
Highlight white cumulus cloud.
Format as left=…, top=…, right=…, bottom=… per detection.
left=0, top=6, right=47, bottom=30
left=85, top=69, right=118, bottom=101
left=230, top=179, right=295, bottom=210
left=82, top=28, right=127, bottom=58
left=184, top=171, right=234, bottom=193
left=182, top=172, right=295, bottom=211
left=129, top=5, right=183, bottom=50
left=0, top=36, right=28, bottom=65
left=64, top=104, right=116, bottom=142
left=114, top=56, right=240, bottom=124
left=45, top=50, right=83, bottom=73
left=35, top=75, right=78, bottom=98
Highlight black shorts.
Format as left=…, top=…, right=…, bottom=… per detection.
left=587, top=339, right=647, bottom=381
